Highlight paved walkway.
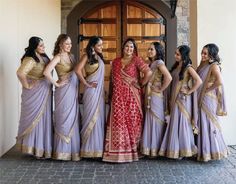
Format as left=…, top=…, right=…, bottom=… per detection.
left=1, top=146, right=236, bottom=184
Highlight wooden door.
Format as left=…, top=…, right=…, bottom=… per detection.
left=124, top=2, right=166, bottom=59
left=78, top=1, right=166, bottom=102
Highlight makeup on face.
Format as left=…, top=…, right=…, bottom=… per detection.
left=36, top=41, right=45, bottom=54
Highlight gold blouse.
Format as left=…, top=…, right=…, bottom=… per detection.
left=17, top=57, right=45, bottom=80
left=207, top=75, right=216, bottom=88
left=181, top=68, right=192, bottom=89
left=152, top=67, right=162, bottom=84
left=84, top=62, right=99, bottom=76
left=55, top=58, right=74, bottom=79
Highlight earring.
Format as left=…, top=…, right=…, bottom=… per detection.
left=92, top=48, right=95, bottom=55
left=209, top=58, right=214, bottom=63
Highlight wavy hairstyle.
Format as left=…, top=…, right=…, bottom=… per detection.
left=121, top=38, right=138, bottom=57
left=203, top=43, right=221, bottom=65
left=170, top=45, right=192, bottom=80
left=149, top=42, right=165, bottom=61
left=21, top=36, right=49, bottom=63
left=86, top=36, right=103, bottom=65
left=53, top=34, right=70, bottom=56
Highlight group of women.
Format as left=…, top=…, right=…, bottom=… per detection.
left=16, top=34, right=228, bottom=163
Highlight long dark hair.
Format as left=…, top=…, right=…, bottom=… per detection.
left=21, top=36, right=49, bottom=63
left=86, top=36, right=103, bottom=65
left=121, top=38, right=138, bottom=57
left=53, top=34, right=71, bottom=56
left=149, top=42, right=165, bottom=61
left=203, top=43, right=221, bottom=65
left=170, top=45, right=192, bottom=80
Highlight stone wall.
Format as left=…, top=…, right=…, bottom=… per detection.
left=61, top=0, right=190, bottom=47
left=61, top=0, right=82, bottom=33
left=176, top=0, right=190, bottom=46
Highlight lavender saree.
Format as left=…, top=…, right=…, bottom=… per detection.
left=16, top=57, right=52, bottom=158
left=140, top=60, right=166, bottom=157
left=197, top=63, right=228, bottom=161
left=159, top=66, right=198, bottom=159
left=53, top=56, right=80, bottom=161
left=80, top=57, right=105, bottom=158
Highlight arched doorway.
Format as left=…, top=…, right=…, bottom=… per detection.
left=67, top=0, right=177, bottom=99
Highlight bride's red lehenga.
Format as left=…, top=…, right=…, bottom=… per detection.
left=103, top=56, right=149, bottom=163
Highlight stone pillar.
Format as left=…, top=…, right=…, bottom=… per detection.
left=176, top=0, right=190, bottom=46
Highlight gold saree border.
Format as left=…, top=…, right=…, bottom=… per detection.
left=80, top=151, right=103, bottom=158
left=81, top=104, right=100, bottom=145
left=54, top=81, right=79, bottom=144
left=159, top=147, right=197, bottom=159
left=216, top=86, right=227, bottom=116
left=16, top=143, right=51, bottom=158
left=198, top=64, right=216, bottom=107
left=17, top=89, right=51, bottom=140
left=205, top=91, right=218, bottom=101
left=149, top=109, right=165, bottom=125
left=205, top=90, right=227, bottom=116
left=170, top=81, right=183, bottom=113
left=52, top=152, right=80, bottom=161
left=81, top=61, right=104, bottom=145
left=201, top=102, right=222, bottom=131
left=197, top=150, right=229, bottom=162
left=151, top=91, right=164, bottom=98
left=55, top=122, right=76, bottom=144
left=176, top=99, right=197, bottom=134
left=140, top=147, right=160, bottom=157
left=86, top=63, right=100, bottom=80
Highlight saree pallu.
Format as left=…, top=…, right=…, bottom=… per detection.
left=16, top=79, right=52, bottom=158
left=53, top=72, right=80, bottom=161
left=159, top=67, right=198, bottom=159
left=140, top=60, right=166, bottom=157
left=197, top=63, right=228, bottom=162
left=80, top=58, right=105, bottom=158
left=103, top=57, right=147, bottom=163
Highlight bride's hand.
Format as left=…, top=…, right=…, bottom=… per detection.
left=87, top=81, right=98, bottom=88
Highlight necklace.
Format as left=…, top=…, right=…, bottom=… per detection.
left=121, top=56, right=132, bottom=68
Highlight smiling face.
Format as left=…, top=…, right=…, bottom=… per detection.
left=60, top=37, right=72, bottom=53
left=201, top=47, right=210, bottom=62
left=123, top=41, right=134, bottom=57
left=35, top=40, right=45, bottom=54
left=93, top=39, right=103, bottom=54
left=147, top=44, right=157, bottom=60
left=174, top=49, right=182, bottom=63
